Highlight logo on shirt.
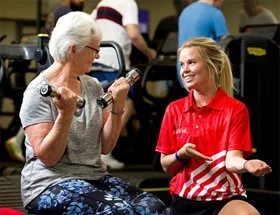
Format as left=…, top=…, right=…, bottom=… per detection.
left=173, top=128, right=187, bottom=134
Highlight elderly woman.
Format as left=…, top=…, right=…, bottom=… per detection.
left=156, top=37, right=272, bottom=215
left=20, top=11, right=166, bottom=214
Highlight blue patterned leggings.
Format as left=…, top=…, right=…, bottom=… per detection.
left=26, top=175, right=167, bottom=215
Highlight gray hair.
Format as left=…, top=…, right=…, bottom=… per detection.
left=49, top=11, right=102, bottom=63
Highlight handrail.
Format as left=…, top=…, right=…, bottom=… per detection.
left=0, top=44, right=37, bottom=60
left=0, top=41, right=126, bottom=75
left=100, top=41, right=126, bottom=76
left=0, top=58, right=6, bottom=92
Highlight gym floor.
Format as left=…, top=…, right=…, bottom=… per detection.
left=0, top=158, right=172, bottom=214
left=1, top=159, right=280, bottom=215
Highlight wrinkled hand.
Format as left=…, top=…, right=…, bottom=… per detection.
left=178, top=143, right=212, bottom=161
left=53, top=86, right=78, bottom=115
left=107, top=77, right=130, bottom=109
left=244, top=159, right=272, bottom=177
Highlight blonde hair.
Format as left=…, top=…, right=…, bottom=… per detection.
left=177, top=37, right=234, bottom=97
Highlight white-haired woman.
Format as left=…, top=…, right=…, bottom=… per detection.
left=20, top=11, right=166, bottom=214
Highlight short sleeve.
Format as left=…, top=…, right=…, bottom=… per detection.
left=20, top=85, right=55, bottom=129
left=122, top=0, right=138, bottom=26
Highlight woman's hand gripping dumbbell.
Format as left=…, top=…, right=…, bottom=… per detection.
left=40, top=84, right=86, bottom=109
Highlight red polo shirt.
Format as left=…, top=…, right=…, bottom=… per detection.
left=156, top=88, right=252, bottom=201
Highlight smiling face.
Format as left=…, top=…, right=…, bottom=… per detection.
left=179, top=47, right=214, bottom=92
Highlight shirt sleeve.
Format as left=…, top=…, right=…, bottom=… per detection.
left=122, top=0, right=138, bottom=26
left=20, top=85, right=55, bottom=129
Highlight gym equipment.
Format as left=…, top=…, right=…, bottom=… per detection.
left=240, top=24, right=280, bottom=45
left=40, top=84, right=86, bottom=109
left=34, top=34, right=53, bottom=73
left=97, top=67, right=141, bottom=109
left=157, top=31, right=178, bottom=57
left=0, top=58, right=6, bottom=93
left=0, top=34, right=53, bottom=161
left=0, top=44, right=37, bottom=60
left=0, top=58, right=7, bottom=158
left=100, top=41, right=126, bottom=78
left=91, top=41, right=127, bottom=92
left=220, top=33, right=280, bottom=191
left=0, top=43, right=38, bottom=138
left=128, top=63, right=186, bottom=169
left=114, top=31, right=185, bottom=167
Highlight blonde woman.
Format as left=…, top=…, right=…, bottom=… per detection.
left=156, top=37, right=272, bottom=215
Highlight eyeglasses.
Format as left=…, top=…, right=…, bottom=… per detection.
left=86, top=45, right=100, bottom=54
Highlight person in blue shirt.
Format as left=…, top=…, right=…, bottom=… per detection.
left=177, top=0, right=229, bottom=87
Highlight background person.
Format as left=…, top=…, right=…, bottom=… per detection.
left=239, top=0, right=278, bottom=38
left=19, top=11, right=166, bottom=214
left=90, top=0, right=157, bottom=170
left=239, top=0, right=278, bottom=31
left=155, top=37, right=272, bottom=215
